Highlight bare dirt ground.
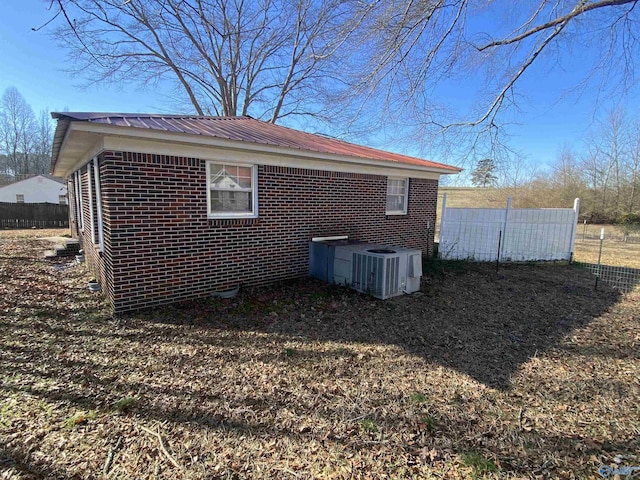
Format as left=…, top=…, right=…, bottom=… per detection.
left=1, top=230, right=639, bottom=479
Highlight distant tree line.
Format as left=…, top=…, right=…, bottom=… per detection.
left=0, top=87, right=53, bottom=186
left=497, top=110, right=640, bottom=224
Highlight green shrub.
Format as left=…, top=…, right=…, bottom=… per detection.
left=617, top=213, right=640, bottom=237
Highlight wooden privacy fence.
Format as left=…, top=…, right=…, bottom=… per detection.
left=439, top=196, right=580, bottom=262
left=0, top=202, right=69, bottom=228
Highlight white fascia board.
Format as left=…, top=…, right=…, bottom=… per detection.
left=55, top=122, right=75, bottom=175
left=53, top=133, right=104, bottom=177
left=67, top=122, right=457, bottom=179
left=105, top=135, right=442, bottom=180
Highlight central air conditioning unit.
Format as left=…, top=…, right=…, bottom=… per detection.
left=332, top=243, right=422, bottom=299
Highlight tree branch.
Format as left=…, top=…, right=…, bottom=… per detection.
left=478, top=0, right=638, bottom=51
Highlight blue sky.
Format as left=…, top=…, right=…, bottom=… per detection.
left=0, top=2, right=169, bottom=114
left=1, top=1, right=637, bottom=171
left=1, top=3, right=63, bottom=111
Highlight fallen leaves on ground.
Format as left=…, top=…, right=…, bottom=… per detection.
left=1, top=230, right=639, bottom=479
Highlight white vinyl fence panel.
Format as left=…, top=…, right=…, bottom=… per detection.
left=439, top=196, right=580, bottom=262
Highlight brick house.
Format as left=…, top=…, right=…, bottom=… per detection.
left=51, top=113, right=460, bottom=312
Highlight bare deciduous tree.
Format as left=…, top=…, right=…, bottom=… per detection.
left=549, top=146, right=589, bottom=206
left=0, top=87, right=37, bottom=178
left=0, top=88, right=54, bottom=183
left=46, top=0, right=640, bottom=161
left=626, top=118, right=640, bottom=213
left=597, top=110, right=627, bottom=216
left=53, top=0, right=356, bottom=123
left=513, top=108, right=640, bottom=220
left=342, top=0, right=640, bottom=155
left=34, top=109, right=54, bottom=174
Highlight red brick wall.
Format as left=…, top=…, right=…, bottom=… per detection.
left=77, top=151, right=439, bottom=312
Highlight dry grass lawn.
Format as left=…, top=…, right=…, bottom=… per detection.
left=437, top=188, right=513, bottom=212
left=1, top=229, right=639, bottom=479
left=573, top=238, right=640, bottom=269
left=572, top=224, right=640, bottom=271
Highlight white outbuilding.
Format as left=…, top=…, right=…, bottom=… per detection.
left=0, top=175, right=68, bottom=204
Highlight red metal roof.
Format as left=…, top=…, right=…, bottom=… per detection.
left=51, top=113, right=460, bottom=172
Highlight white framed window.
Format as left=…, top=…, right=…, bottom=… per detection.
left=386, top=177, right=409, bottom=215
left=206, top=162, right=258, bottom=218
left=16, top=194, right=24, bottom=203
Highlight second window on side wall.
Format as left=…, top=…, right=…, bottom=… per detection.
left=386, top=178, right=408, bottom=215
left=207, top=162, right=257, bottom=218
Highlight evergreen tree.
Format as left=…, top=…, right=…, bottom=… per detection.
left=471, top=159, right=498, bottom=187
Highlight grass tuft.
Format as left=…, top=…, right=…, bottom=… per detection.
left=113, top=397, right=138, bottom=414
left=422, top=415, right=438, bottom=432
left=283, top=347, right=297, bottom=357
left=359, top=418, right=378, bottom=434
left=460, top=452, right=499, bottom=478
left=409, top=392, right=427, bottom=404
left=63, top=411, right=96, bottom=429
